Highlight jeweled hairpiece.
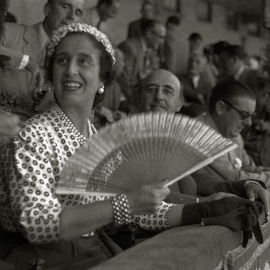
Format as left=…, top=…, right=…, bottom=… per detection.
left=40, top=22, right=116, bottom=69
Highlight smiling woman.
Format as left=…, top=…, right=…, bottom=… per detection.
left=0, top=23, right=266, bottom=270
left=0, top=23, right=174, bottom=269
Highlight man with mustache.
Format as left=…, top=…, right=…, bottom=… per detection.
left=0, top=0, right=84, bottom=120
left=136, top=69, right=270, bottom=218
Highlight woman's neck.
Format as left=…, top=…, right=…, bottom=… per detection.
left=58, top=104, right=92, bottom=138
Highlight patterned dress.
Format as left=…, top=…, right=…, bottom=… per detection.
left=0, top=104, right=173, bottom=244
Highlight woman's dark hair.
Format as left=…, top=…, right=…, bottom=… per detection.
left=209, top=81, right=256, bottom=114
left=44, top=32, right=115, bottom=108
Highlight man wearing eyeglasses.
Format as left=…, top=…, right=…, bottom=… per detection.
left=192, top=80, right=270, bottom=190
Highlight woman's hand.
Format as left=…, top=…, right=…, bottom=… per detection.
left=126, top=181, right=170, bottom=215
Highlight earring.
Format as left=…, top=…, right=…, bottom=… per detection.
left=98, top=85, right=105, bottom=94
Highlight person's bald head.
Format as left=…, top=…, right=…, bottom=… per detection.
left=137, top=69, right=184, bottom=113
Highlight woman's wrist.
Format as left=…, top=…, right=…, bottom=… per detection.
left=111, top=193, right=131, bottom=225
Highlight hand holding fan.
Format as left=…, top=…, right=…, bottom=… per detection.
left=57, top=112, right=237, bottom=196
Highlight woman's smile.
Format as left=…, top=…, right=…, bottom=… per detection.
left=63, top=80, right=83, bottom=90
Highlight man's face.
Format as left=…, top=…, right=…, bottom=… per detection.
left=44, top=0, right=84, bottom=33
left=100, top=0, right=120, bottom=21
left=140, top=69, right=182, bottom=113
left=141, top=3, right=153, bottom=19
left=148, top=24, right=166, bottom=50
left=216, top=96, right=256, bottom=138
left=188, top=54, right=206, bottom=76
left=219, top=52, right=239, bottom=77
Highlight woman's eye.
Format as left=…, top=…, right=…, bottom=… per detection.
left=56, top=57, right=68, bottom=65
left=79, top=58, right=90, bottom=65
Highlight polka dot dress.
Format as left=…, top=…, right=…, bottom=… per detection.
left=0, top=104, right=173, bottom=244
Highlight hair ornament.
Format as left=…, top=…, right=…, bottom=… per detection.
left=41, top=22, right=116, bottom=68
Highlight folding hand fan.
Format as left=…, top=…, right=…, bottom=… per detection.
left=57, top=112, right=238, bottom=196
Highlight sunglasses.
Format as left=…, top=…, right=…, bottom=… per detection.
left=222, top=100, right=256, bottom=120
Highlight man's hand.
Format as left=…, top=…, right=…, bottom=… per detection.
left=25, top=58, right=44, bottom=94
left=245, top=182, right=270, bottom=221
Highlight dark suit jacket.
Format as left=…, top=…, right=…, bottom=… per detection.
left=117, top=37, right=147, bottom=103
left=118, top=36, right=166, bottom=106
left=179, top=74, right=213, bottom=105
left=223, top=68, right=259, bottom=93
left=127, top=19, right=145, bottom=39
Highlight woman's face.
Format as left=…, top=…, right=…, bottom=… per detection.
left=53, top=33, right=103, bottom=110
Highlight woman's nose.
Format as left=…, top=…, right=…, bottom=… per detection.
left=66, top=61, right=78, bottom=76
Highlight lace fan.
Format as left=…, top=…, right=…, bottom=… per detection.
left=57, top=112, right=237, bottom=196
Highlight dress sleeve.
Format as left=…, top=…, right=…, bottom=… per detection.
left=1, top=125, right=62, bottom=244
left=130, top=201, right=174, bottom=231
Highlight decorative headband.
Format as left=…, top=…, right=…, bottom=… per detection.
left=41, top=22, right=116, bottom=68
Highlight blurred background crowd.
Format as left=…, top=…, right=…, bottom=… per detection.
left=2, top=0, right=270, bottom=166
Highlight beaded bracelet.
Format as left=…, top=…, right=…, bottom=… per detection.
left=111, top=194, right=131, bottom=225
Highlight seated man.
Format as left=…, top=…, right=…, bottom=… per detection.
left=191, top=81, right=270, bottom=190
left=135, top=69, right=270, bottom=219
left=178, top=53, right=212, bottom=117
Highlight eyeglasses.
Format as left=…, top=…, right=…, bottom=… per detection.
left=222, top=100, right=256, bottom=120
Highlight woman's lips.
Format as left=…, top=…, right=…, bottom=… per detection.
left=63, top=81, right=82, bottom=89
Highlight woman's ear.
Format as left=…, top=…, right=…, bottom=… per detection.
left=216, top=100, right=226, bottom=116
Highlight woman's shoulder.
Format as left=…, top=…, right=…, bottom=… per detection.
left=19, top=105, right=60, bottom=139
